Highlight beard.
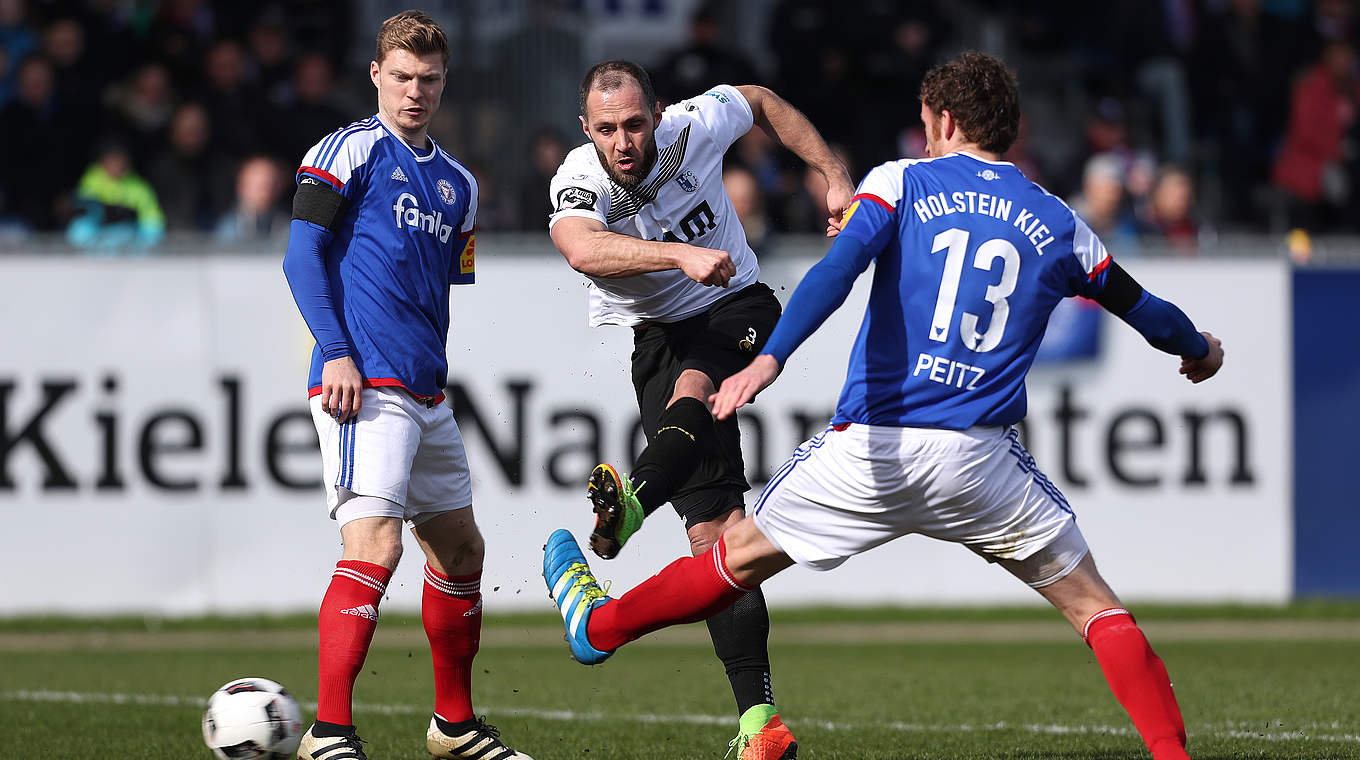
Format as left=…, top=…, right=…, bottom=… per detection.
left=596, top=134, right=658, bottom=189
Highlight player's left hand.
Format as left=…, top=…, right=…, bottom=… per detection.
left=710, top=354, right=782, bottom=420
left=1179, top=331, right=1223, bottom=383
left=824, top=172, right=855, bottom=238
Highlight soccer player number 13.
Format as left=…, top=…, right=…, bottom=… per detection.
left=929, top=227, right=1020, bottom=353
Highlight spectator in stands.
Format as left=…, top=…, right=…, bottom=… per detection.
left=216, top=155, right=288, bottom=242
left=277, top=52, right=350, bottom=164
left=651, top=2, right=760, bottom=106
left=147, top=0, right=217, bottom=85
left=150, top=102, right=234, bottom=231
left=723, top=165, right=770, bottom=253
left=1072, top=152, right=1141, bottom=251
left=1193, top=0, right=1305, bottom=228
left=1273, top=39, right=1360, bottom=233
left=855, top=1, right=947, bottom=168
left=200, top=39, right=265, bottom=161
left=0, top=55, right=80, bottom=230
left=107, top=62, right=176, bottom=167
left=781, top=143, right=854, bottom=235
left=66, top=139, right=164, bottom=250
left=0, top=0, right=37, bottom=108
left=42, top=17, right=101, bottom=128
left=249, top=10, right=294, bottom=105
left=515, top=127, right=568, bottom=230
left=1141, top=165, right=1204, bottom=253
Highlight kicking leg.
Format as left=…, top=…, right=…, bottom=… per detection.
left=588, top=369, right=716, bottom=558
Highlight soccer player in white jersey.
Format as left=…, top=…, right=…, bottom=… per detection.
left=282, top=11, right=530, bottom=760
left=545, top=52, right=1223, bottom=760
left=547, top=60, right=853, bottom=759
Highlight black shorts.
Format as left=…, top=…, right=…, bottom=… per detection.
left=630, top=282, right=782, bottom=527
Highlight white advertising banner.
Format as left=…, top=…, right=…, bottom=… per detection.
left=0, top=253, right=1289, bottom=614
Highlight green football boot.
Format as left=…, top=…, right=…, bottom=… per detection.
left=585, top=463, right=645, bottom=559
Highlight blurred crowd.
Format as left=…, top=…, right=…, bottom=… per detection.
left=0, top=0, right=1356, bottom=253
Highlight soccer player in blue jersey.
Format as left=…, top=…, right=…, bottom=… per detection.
left=544, top=52, right=1222, bottom=760
left=283, top=11, right=530, bottom=760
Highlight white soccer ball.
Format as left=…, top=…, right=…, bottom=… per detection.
left=201, top=677, right=304, bottom=759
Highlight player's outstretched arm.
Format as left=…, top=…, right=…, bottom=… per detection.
left=711, top=354, right=781, bottom=420
left=1092, top=261, right=1224, bottom=384
left=551, top=215, right=736, bottom=286
left=736, top=85, right=854, bottom=226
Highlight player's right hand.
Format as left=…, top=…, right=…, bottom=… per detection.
left=321, top=355, right=364, bottom=422
left=710, top=354, right=782, bottom=420
left=1179, top=331, right=1223, bottom=384
left=680, top=247, right=736, bottom=287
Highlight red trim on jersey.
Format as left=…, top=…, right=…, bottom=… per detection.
left=853, top=193, right=894, bottom=212
left=1087, top=255, right=1112, bottom=281
left=832, top=422, right=851, bottom=431
left=298, top=166, right=344, bottom=190
left=458, top=227, right=476, bottom=239
left=308, top=379, right=446, bottom=406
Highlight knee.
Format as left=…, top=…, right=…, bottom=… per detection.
left=687, top=509, right=742, bottom=556
left=687, top=522, right=724, bottom=556
left=670, top=370, right=716, bottom=408
left=435, top=530, right=485, bottom=576
left=343, top=528, right=404, bottom=570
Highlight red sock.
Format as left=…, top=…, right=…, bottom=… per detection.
left=316, top=560, right=391, bottom=725
left=423, top=564, right=482, bottom=723
left=588, top=536, right=752, bottom=651
left=1085, top=608, right=1190, bottom=760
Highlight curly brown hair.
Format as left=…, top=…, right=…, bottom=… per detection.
left=919, top=51, right=1020, bottom=154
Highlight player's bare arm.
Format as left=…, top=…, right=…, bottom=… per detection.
left=551, top=215, right=736, bottom=286
left=1180, top=331, right=1223, bottom=383
left=710, top=354, right=782, bottom=420
left=735, top=85, right=855, bottom=230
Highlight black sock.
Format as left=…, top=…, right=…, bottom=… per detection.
left=311, top=720, right=356, bottom=738
left=631, top=396, right=715, bottom=516
left=705, top=586, right=776, bottom=714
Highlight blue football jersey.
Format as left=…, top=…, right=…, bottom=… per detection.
left=296, top=115, right=478, bottom=400
left=832, top=151, right=1112, bottom=428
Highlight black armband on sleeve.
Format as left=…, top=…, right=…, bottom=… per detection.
left=1093, top=260, right=1144, bottom=316
left=292, top=176, right=348, bottom=231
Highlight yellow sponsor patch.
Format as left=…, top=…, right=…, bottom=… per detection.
left=459, top=235, right=476, bottom=274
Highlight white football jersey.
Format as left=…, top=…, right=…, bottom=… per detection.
left=549, top=84, right=760, bottom=327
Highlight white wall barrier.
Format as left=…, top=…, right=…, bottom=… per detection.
left=0, top=253, right=1289, bottom=614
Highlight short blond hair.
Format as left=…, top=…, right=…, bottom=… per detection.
left=375, top=10, right=449, bottom=66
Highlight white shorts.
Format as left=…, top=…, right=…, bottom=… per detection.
left=309, top=387, right=472, bottom=527
left=752, top=424, right=1088, bottom=587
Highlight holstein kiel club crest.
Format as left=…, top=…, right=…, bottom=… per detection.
left=436, top=178, right=457, bottom=205
left=675, top=170, right=700, bottom=193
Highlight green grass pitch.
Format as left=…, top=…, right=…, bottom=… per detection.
left=2, top=605, right=1357, bottom=759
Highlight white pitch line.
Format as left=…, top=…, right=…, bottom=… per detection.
left=2, top=690, right=1356, bottom=744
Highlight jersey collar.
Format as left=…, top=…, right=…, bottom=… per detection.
left=955, top=150, right=1013, bottom=167
left=374, top=112, right=439, bottom=163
